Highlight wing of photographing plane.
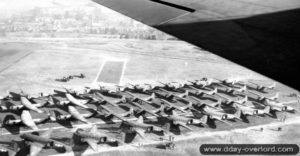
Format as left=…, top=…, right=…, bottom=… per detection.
left=92, top=0, right=300, bottom=90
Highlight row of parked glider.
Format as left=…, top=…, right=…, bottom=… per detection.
left=0, top=78, right=298, bottom=156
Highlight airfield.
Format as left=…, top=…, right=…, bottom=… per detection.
left=0, top=37, right=300, bottom=156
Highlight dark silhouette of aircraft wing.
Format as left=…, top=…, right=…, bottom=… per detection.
left=92, top=0, right=300, bottom=89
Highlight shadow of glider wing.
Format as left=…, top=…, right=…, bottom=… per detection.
left=92, top=0, right=300, bottom=89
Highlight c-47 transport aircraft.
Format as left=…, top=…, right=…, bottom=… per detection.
left=92, top=0, right=300, bottom=90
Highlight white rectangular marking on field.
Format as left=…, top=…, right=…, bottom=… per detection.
left=93, top=58, right=127, bottom=86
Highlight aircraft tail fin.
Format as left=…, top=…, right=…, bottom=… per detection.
left=268, top=82, right=276, bottom=89
left=47, top=95, right=55, bottom=106
left=189, top=96, right=205, bottom=107
left=211, top=98, right=222, bottom=108
left=137, top=115, right=144, bottom=123
left=153, top=104, right=165, bottom=113
left=178, top=90, right=189, bottom=98
left=215, top=101, right=223, bottom=109
left=200, top=115, right=208, bottom=125
left=144, top=83, right=153, bottom=90
left=270, top=92, right=279, bottom=100
left=36, top=100, right=50, bottom=108
left=0, top=117, right=3, bottom=127
left=234, top=110, right=242, bottom=119
left=49, top=110, right=58, bottom=122
left=63, top=145, right=73, bottom=153
left=228, top=89, right=235, bottom=94
left=120, top=95, right=127, bottom=103
left=209, top=88, right=218, bottom=95
left=171, top=110, right=178, bottom=116
left=187, top=80, right=194, bottom=85
left=244, top=96, right=248, bottom=103
left=206, top=78, right=214, bottom=86
left=128, top=107, right=134, bottom=116
left=274, top=92, right=279, bottom=100
left=264, top=106, right=271, bottom=114
left=159, top=104, right=165, bottom=113
left=115, top=85, right=125, bottom=92
left=182, top=102, right=193, bottom=111
left=146, top=93, right=156, bottom=101
left=122, top=107, right=134, bottom=117
left=237, top=96, right=248, bottom=104
left=237, top=85, right=247, bottom=92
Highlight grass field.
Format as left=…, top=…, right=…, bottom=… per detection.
left=0, top=37, right=299, bottom=156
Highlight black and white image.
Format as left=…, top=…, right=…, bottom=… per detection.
left=0, top=0, right=299, bottom=156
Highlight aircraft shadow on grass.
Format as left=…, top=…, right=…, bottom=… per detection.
left=8, top=92, right=22, bottom=101
left=1, top=115, right=21, bottom=134
left=195, top=95, right=217, bottom=102
left=49, top=110, right=74, bottom=128
left=246, top=86, right=269, bottom=93
left=0, top=102, right=23, bottom=115
left=70, top=135, right=89, bottom=156
left=240, top=114, right=250, bottom=123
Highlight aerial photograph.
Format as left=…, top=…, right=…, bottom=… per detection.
left=0, top=0, right=299, bottom=156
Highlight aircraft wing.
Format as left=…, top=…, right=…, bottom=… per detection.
left=40, top=128, right=54, bottom=138
left=282, top=100, right=299, bottom=105
left=174, top=121, right=193, bottom=131
left=85, top=138, right=98, bottom=151
left=21, top=110, right=39, bottom=130
left=28, top=129, right=54, bottom=156
left=29, top=142, right=44, bottom=156
left=89, top=125, right=98, bottom=133
left=108, top=112, right=127, bottom=121
left=68, top=106, right=91, bottom=124
left=52, top=96, right=69, bottom=105
left=100, top=105, right=129, bottom=121
left=161, top=99, right=186, bottom=113
left=92, top=0, right=300, bottom=90
left=134, top=128, right=145, bottom=138
left=143, top=109, right=159, bottom=117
